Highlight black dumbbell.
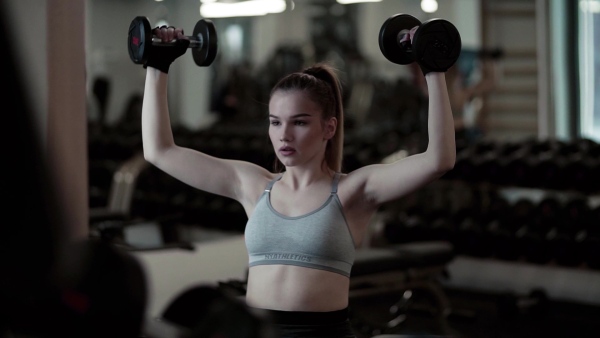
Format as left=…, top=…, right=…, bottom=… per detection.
left=488, top=218, right=521, bottom=261
left=127, top=16, right=218, bottom=67
left=458, top=216, right=495, bottom=258
left=583, top=207, right=600, bottom=269
left=379, top=13, right=461, bottom=72
left=160, top=285, right=275, bottom=338
left=497, top=289, right=549, bottom=320
left=563, top=152, right=599, bottom=193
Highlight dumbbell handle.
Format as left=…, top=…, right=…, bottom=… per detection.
left=398, top=38, right=412, bottom=51
left=151, top=36, right=203, bottom=49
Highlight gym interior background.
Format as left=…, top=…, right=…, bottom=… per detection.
left=3, top=0, right=600, bottom=337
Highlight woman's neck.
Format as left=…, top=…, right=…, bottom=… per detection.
left=281, top=165, right=334, bottom=190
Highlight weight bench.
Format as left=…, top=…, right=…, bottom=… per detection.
left=89, top=152, right=195, bottom=252
left=350, top=241, right=456, bottom=335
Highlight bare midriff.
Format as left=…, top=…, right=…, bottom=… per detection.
left=245, top=264, right=350, bottom=312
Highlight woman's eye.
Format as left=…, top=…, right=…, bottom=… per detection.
left=294, top=121, right=307, bottom=126
left=270, top=120, right=280, bottom=126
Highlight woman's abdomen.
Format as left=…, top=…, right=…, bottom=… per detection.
left=245, top=265, right=350, bottom=311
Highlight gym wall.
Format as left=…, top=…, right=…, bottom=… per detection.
left=83, top=0, right=483, bottom=131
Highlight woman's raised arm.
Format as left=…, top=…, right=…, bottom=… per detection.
left=140, top=27, right=269, bottom=207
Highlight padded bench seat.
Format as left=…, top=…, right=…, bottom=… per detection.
left=348, top=241, right=456, bottom=335
left=352, top=241, right=455, bottom=277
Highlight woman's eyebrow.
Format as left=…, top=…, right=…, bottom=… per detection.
left=269, top=113, right=312, bottom=119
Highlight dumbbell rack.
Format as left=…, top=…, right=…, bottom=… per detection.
left=394, top=137, right=600, bottom=308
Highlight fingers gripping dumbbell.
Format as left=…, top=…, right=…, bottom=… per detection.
left=127, top=16, right=218, bottom=67
left=379, top=13, right=461, bottom=74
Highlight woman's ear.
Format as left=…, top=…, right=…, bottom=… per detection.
left=324, top=117, right=337, bottom=140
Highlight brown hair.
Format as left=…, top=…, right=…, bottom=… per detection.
left=270, top=63, right=344, bottom=172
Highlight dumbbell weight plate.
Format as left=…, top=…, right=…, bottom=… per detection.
left=412, top=18, right=461, bottom=72
left=192, top=19, right=218, bottom=67
left=379, top=14, right=422, bottom=65
left=128, top=16, right=152, bottom=64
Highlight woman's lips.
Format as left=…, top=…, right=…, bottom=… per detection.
left=279, top=146, right=296, bottom=156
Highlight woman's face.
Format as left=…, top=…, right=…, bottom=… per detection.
left=268, top=90, right=336, bottom=168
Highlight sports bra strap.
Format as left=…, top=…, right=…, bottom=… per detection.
left=331, top=172, right=341, bottom=194
left=265, top=174, right=284, bottom=192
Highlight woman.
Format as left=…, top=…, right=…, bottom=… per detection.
left=142, top=25, right=455, bottom=337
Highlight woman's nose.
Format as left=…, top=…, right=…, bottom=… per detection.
left=280, top=125, right=292, bottom=142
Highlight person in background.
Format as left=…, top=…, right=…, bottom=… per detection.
left=412, top=49, right=501, bottom=146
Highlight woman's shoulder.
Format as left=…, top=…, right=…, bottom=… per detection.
left=248, top=169, right=280, bottom=186
left=237, top=168, right=282, bottom=211
left=336, top=165, right=382, bottom=202
left=335, top=169, right=367, bottom=196
left=337, top=165, right=373, bottom=184
left=335, top=169, right=379, bottom=218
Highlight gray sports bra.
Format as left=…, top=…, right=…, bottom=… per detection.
left=244, top=173, right=356, bottom=277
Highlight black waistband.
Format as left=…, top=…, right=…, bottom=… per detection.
left=260, top=307, right=349, bottom=325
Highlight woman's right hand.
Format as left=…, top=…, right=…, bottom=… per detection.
left=144, top=25, right=190, bottom=74
left=153, top=25, right=186, bottom=42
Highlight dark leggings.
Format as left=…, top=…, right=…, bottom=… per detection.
left=262, top=308, right=357, bottom=338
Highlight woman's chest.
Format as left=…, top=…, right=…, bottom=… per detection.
left=269, top=188, right=332, bottom=218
